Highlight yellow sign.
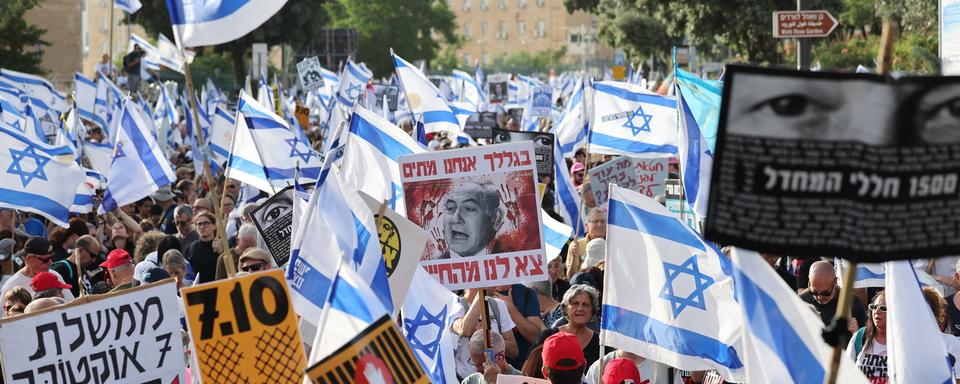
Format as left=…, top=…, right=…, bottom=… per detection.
left=612, top=66, right=626, bottom=80
left=182, top=269, right=306, bottom=383
left=305, top=315, right=429, bottom=384
left=295, top=103, right=310, bottom=129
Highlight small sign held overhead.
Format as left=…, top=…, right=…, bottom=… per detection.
left=297, top=56, right=325, bottom=92
left=772, top=10, right=838, bottom=38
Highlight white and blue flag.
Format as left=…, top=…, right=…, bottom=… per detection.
left=452, top=69, right=483, bottom=110
left=676, top=83, right=713, bottom=218
left=114, top=0, right=142, bottom=14
left=226, top=90, right=321, bottom=193
left=674, top=68, right=721, bottom=151
left=603, top=185, right=744, bottom=381
left=553, top=77, right=589, bottom=157
left=208, top=107, right=235, bottom=172
left=552, top=137, right=583, bottom=235
left=542, top=209, right=572, bottom=262
left=336, top=60, right=371, bottom=108
left=0, top=68, right=68, bottom=114
left=165, top=0, right=288, bottom=47
left=309, top=259, right=390, bottom=363
left=71, top=168, right=104, bottom=214
left=339, top=106, right=424, bottom=216
left=402, top=267, right=461, bottom=384
left=0, top=125, right=84, bottom=227
left=730, top=248, right=868, bottom=384
left=886, top=260, right=953, bottom=384
left=392, top=52, right=460, bottom=133
left=590, top=81, right=678, bottom=157
left=73, top=73, right=99, bottom=125
left=98, top=99, right=176, bottom=214
left=81, top=140, right=113, bottom=176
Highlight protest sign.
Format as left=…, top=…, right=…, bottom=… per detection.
left=588, top=156, right=667, bottom=206
left=295, top=102, right=310, bottom=128
left=498, top=374, right=551, bottom=384
left=508, top=107, right=524, bottom=126
left=492, top=129, right=555, bottom=181
left=465, top=112, right=498, bottom=140
left=705, top=65, right=960, bottom=261
left=250, top=186, right=296, bottom=266
left=665, top=178, right=701, bottom=232
left=0, top=280, right=185, bottom=384
left=531, top=86, right=553, bottom=117
left=182, top=269, right=306, bottom=383
left=361, top=192, right=427, bottom=311
left=297, top=56, right=325, bottom=92
left=400, top=142, right=547, bottom=289
left=488, top=74, right=509, bottom=104
left=374, top=85, right=400, bottom=111
left=305, top=315, right=429, bottom=383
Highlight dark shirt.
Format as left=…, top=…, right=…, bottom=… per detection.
left=800, top=289, right=867, bottom=328
left=123, top=51, right=142, bottom=75
left=185, top=239, right=217, bottom=284
left=552, top=279, right=571, bottom=302
left=775, top=266, right=797, bottom=291
left=947, top=293, right=960, bottom=336
left=541, top=327, right=601, bottom=368
left=50, top=259, right=82, bottom=298
left=500, top=284, right=541, bottom=369
left=159, top=205, right=178, bottom=235
left=52, top=247, right=69, bottom=263
left=179, top=230, right=199, bottom=253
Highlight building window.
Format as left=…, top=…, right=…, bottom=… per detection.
left=463, top=53, right=472, bottom=67
left=462, top=0, right=470, bottom=11
left=480, top=0, right=489, bottom=10
left=518, top=0, right=527, bottom=8
left=81, top=0, right=90, bottom=55
left=570, top=34, right=581, bottom=43
left=463, top=24, right=472, bottom=39
left=481, top=21, right=489, bottom=36
left=482, top=53, right=491, bottom=66
left=517, top=20, right=527, bottom=36
left=536, top=20, right=546, bottom=37
left=497, top=0, right=507, bottom=10
left=536, top=0, right=545, bottom=5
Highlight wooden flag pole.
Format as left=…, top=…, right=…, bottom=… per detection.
left=480, top=289, right=491, bottom=350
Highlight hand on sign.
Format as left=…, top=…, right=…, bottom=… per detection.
left=363, top=363, right=389, bottom=384
left=847, top=316, right=859, bottom=334
left=483, top=361, right=501, bottom=384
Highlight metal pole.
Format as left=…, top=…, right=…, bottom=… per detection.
left=797, top=0, right=812, bottom=70
left=109, top=4, right=114, bottom=74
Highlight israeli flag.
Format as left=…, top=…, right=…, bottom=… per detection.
left=98, top=99, right=176, bottom=214
left=114, top=0, right=141, bottom=14
left=58, top=109, right=82, bottom=160
left=603, top=185, right=744, bottom=381
left=257, top=70, right=274, bottom=112
left=0, top=125, right=84, bottom=227
left=453, top=69, right=483, bottom=109
left=339, top=106, right=424, bottom=216
left=0, top=68, right=68, bottom=114
left=590, top=81, right=678, bottom=157
left=542, top=209, right=573, bottom=262
left=71, top=169, right=104, bottom=214
left=73, top=73, right=98, bottom=124
left=391, top=52, right=460, bottom=133
left=288, top=165, right=393, bottom=330
left=402, top=267, right=462, bottom=384
left=676, top=84, right=712, bottom=218
left=552, top=137, right=583, bottom=235
left=226, top=90, right=321, bottom=194
left=335, top=60, right=371, bottom=108
left=165, top=0, right=288, bottom=48
left=730, top=248, right=868, bottom=383
left=674, top=68, right=721, bottom=152
left=208, top=107, right=235, bottom=171
left=23, top=101, right=50, bottom=143
left=81, top=140, right=113, bottom=176
left=886, top=260, right=953, bottom=384
left=156, top=33, right=193, bottom=73
left=92, top=77, right=111, bottom=130
left=450, top=101, right=476, bottom=130
left=309, top=259, right=389, bottom=363
left=553, top=77, right=589, bottom=157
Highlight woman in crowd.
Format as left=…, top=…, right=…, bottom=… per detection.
left=3, top=286, right=31, bottom=318
left=162, top=250, right=189, bottom=289
left=846, top=291, right=887, bottom=382
left=548, top=257, right=570, bottom=302
left=540, top=284, right=602, bottom=367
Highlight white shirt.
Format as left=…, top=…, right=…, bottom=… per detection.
left=454, top=297, right=516, bottom=379
left=585, top=351, right=674, bottom=384
left=0, top=269, right=75, bottom=317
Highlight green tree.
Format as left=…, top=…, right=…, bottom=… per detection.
left=131, top=0, right=328, bottom=85
left=325, top=0, right=457, bottom=77
left=490, top=48, right=568, bottom=73
left=0, top=0, right=48, bottom=74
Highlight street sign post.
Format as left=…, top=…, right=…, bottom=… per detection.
left=772, top=10, right=838, bottom=38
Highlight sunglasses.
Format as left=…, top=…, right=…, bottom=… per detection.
left=32, top=255, right=52, bottom=263
left=195, top=221, right=213, bottom=227
left=240, top=262, right=266, bottom=272
left=176, top=220, right=189, bottom=226
left=810, top=287, right=834, bottom=297
left=868, top=304, right=888, bottom=312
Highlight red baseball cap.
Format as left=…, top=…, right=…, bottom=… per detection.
left=603, top=358, right=642, bottom=384
left=30, top=271, right=72, bottom=291
left=100, top=249, right=132, bottom=269
left=541, top=332, right=586, bottom=371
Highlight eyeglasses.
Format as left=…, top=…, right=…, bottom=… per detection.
left=176, top=220, right=189, bottom=226
left=810, top=286, right=834, bottom=297
left=195, top=221, right=213, bottom=227
left=868, top=304, right=888, bottom=312
left=240, top=262, right=266, bottom=272
left=32, top=255, right=52, bottom=263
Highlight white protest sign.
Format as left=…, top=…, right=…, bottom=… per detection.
left=589, top=156, right=669, bottom=205
left=0, top=281, right=185, bottom=384
left=297, top=56, right=325, bottom=92
left=399, top=141, right=547, bottom=289
left=634, top=156, right=669, bottom=197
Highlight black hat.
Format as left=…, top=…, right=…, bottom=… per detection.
left=143, top=267, right=171, bottom=283
left=24, top=237, right=52, bottom=256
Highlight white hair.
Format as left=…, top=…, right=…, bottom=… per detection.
left=238, top=223, right=258, bottom=241
left=468, top=329, right=504, bottom=354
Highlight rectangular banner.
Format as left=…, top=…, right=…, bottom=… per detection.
left=305, top=315, right=429, bottom=384
left=705, top=65, right=960, bottom=261
left=297, top=56, right=325, bottom=92
left=182, top=269, right=306, bottom=383
left=250, top=186, right=297, bottom=266
left=531, top=86, right=553, bottom=117
left=464, top=112, right=498, bottom=140
left=589, top=156, right=669, bottom=206
left=665, top=179, right=701, bottom=232
left=399, top=142, right=547, bottom=289
left=0, top=281, right=185, bottom=384
left=492, top=129, right=555, bottom=181
left=488, top=74, right=510, bottom=104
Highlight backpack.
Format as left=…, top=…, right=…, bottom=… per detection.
left=852, top=327, right=867, bottom=356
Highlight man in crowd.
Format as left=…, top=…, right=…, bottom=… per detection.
left=461, top=330, right=520, bottom=384
left=944, top=259, right=960, bottom=335
left=442, top=181, right=504, bottom=258
left=101, top=249, right=137, bottom=292
left=94, top=53, right=115, bottom=81
left=174, top=205, right=199, bottom=251
left=30, top=272, right=72, bottom=299
left=50, top=235, right=101, bottom=298
left=1, top=237, right=74, bottom=301
left=237, top=248, right=273, bottom=274
left=541, top=332, right=587, bottom=384
left=123, top=44, right=145, bottom=95
left=494, top=284, right=544, bottom=369
left=216, top=224, right=258, bottom=279
left=800, top=260, right=866, bottom=331
left=566, top=207, right=606, bottom=277
left=155, top=187, right=179, bottom=234
left=453, top=288, right=519, bottom=379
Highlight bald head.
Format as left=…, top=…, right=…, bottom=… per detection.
left=808, top=261, right=837, bottom=302
left=809, top=261, right=835, bottom=280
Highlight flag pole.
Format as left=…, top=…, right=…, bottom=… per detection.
left=173, top=30, right=231, bottom=257
left=570, top=73, right=594, bottom=270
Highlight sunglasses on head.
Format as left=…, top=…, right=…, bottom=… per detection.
left=32, top=255, right=52, bottom=263
left=240, top=262, right=266, bottom=272
left=868, top=303, right=888, bottom=312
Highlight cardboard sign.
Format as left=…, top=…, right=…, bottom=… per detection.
left=488, top=74, right=510, bottom=104
left=295, top=103, right=310, bottom=128
left=589, top=156, right=669, bottom=206
left=250, top=186, right=297, bottom=266
left=305, top=315, right=429, bottom=383
left=706, top=65, right=960, bottom=261
left=297, top=56, right=325, bottom=91
left=0, top=281, right=185, bottom=384
left=361, top=193, right=427, bottom=311
left=492, top=129, right=555, bottom=181
left=531, top=86, right=553, bottom=117
left=182, top=269, right=306, bottom=383
left=399, top=142, right=547, bottom=289
left=464, top=112, right=498, bottom=139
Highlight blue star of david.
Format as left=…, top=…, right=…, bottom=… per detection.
left=285, top=137, right=313, bottom=163
left=7, top=146, right=50, bottom=187
left=403, top=305, right=446, bottom=357
left=659, top=255, right=715, bottom=318
left=623, top=104, right=654, bottom=136
left=346, top=83, right=362, bottom=99
left=111, top=140, right=127, bottom=165
left=10, top=119, right=21, bottom=131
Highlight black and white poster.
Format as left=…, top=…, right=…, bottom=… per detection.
left=250, top=186, right=297, bottom=266
left=297, top=56, right=325, bottom=92
left=464, top=112, right=498, bottom=139
left=492, top=129, right=554, bottom=181
left=705, top=65, right=960, bottom=261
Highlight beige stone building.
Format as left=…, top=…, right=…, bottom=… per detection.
left=449, top=0, right=614, bottom=70
left=24, top=0, right=146, bottom=91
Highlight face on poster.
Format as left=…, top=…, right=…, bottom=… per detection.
left=250, top=187, right=296, bottom=266
left=492, top=129, right=555, bottom=181
left=488, top=74, right=510, bottom=104
left=399, top=142, right=546, bottom=289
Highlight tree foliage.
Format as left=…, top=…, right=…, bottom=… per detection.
left=490, top=48, right=569, bottom=74
left=0, top=0, right=48, bottom=74
left=325, top=0, right=457, bottom=77
left=132, top=0, right=329, bottom=84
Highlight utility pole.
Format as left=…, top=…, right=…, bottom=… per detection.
left=797, top=0, right=812, bottom=70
